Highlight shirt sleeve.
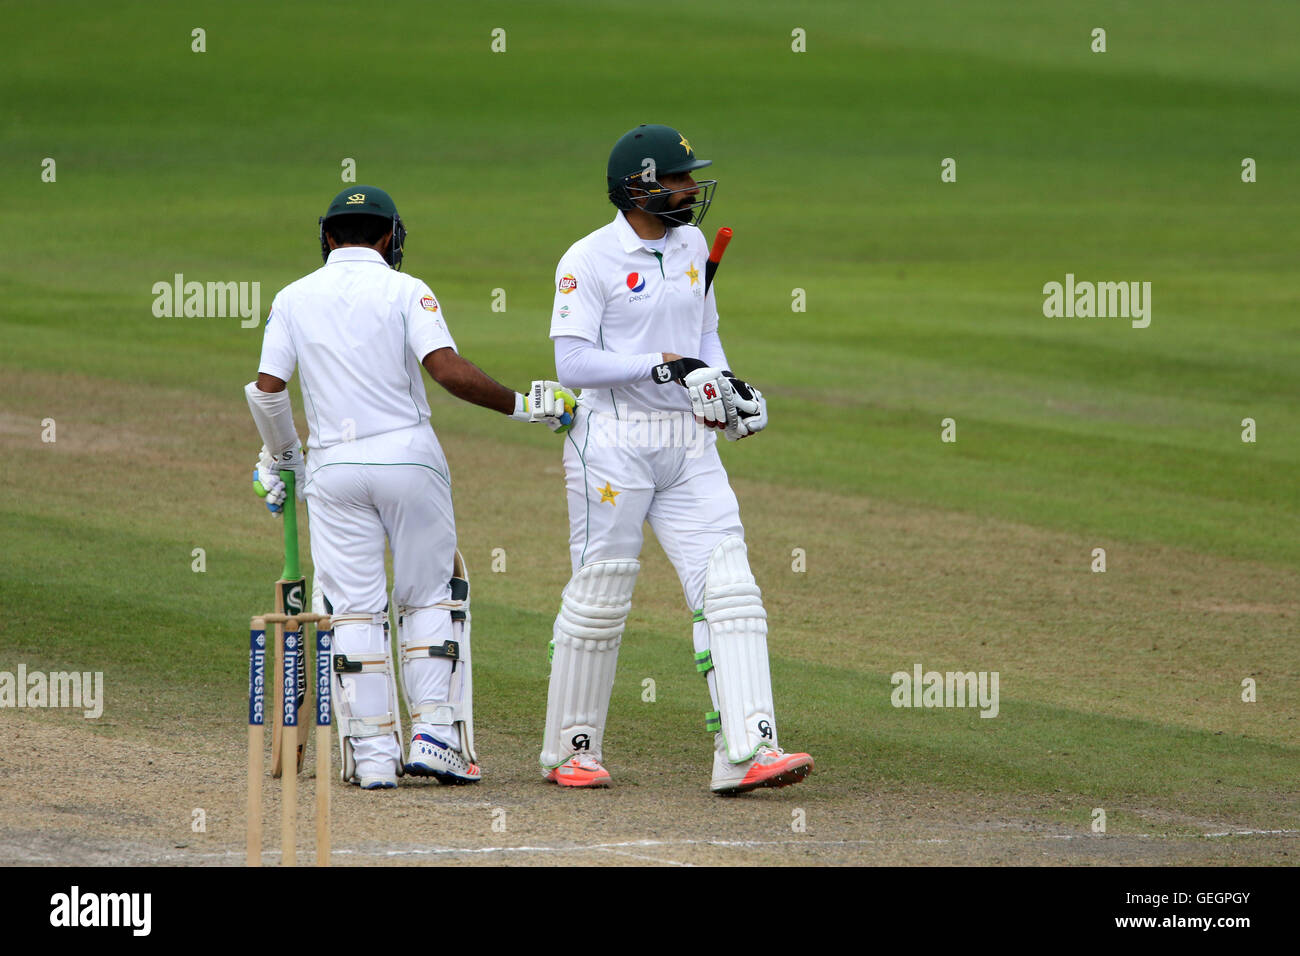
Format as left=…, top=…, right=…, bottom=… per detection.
left=701, top=232, right=720, bottom=336
left=257, top=294, right=297, bottom=382
left=699, top=328, right=730, bottom=371
left=405, top=281, right=457, bottom=361
left=554, top=336, right=662, bottom=389
left=548, top=249, right=605, bottom=343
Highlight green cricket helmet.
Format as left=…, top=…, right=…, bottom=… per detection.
left=318, top=185, right=407, bottom=270
left=607, top=124, right=716, bottom=227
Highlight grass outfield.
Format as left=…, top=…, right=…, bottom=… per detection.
left=1, top=1, right=1297, bottom=864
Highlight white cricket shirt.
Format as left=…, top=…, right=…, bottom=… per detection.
left=258, top=247, right=457, bottom=472
left=549, top=211, right=719, bottom=415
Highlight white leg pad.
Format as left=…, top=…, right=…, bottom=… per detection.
left=702, top=536, right=776, bottom=763
left=398, top=552, right=476, bottom=761
left=330, top=610, right=404, bottom=783
left=540, top=558, right=640, bottom=768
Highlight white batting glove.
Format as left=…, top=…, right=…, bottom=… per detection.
left=277, top=445, right=306, bottom=499
left=253, top=444, right=305, bottom=515
left=682, top=367, right=732, bottom=431
left=723, top=378, right=767, bottom=441
left=513, top=381, right=577, bottom=433
left=253, top=445, right=286, bottom=514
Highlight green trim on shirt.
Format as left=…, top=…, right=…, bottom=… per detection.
left=311, top=460, right=451, bottom=486
left=597, top=325, right=619, bottom=418
left=399, top=310, right=424, bottom=426
left=567, top=409, right=594, bottom=565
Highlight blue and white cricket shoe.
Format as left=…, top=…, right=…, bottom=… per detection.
left=405, top=733, right=481, bottom=785
left=354, top=758, right=399, bottom=790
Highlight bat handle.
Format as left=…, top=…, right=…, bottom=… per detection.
left=705, top=226, right=732, bottom=294
left=281, top=470, right=300, bottom=581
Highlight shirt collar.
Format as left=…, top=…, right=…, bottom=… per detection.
left=326, top=246, right=388, bottom=265
left=612, top=211, right=689, bottom=254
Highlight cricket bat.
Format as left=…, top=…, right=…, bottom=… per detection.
left=270, top=469, right=310, bottom=778
left=648, top=226, right=737, bottom=388
left=704, top=226, right=732, bottom=294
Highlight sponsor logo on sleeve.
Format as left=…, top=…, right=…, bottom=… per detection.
left=420, top=295, right=439, bottom=312
left=558, top=274, right=578, bottom=294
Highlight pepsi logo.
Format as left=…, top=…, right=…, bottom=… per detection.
left=626, top=273, right=646, bottom=292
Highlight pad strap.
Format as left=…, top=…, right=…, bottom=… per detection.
left=332, top=652, right=390, bottom=674
left=401, top=640, right=460, bottom=665
left=331, top=611, right=388, bottom=627
left=341, top=714, right=398, bottom=738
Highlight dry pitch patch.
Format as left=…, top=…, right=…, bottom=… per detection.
left=1, top=372, right=1296, bottom=865
left=1, top=709, right=1294, bottom=867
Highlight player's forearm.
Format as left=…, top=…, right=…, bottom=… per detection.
left=554, top=336, right=663, bottom=389
left=422, top=348, right=516, bottom=415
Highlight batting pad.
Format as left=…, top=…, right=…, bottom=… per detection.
left=540, top=558, right=640, bottom=768
left=398, top=551, right=477, bottom=761
left=330, top=610, right=403, bottom=783
left=703, top=536, right=776, bottom=763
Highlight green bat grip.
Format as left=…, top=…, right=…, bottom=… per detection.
left=280, top=469, right=300, bottom=581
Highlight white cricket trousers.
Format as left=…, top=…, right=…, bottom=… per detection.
left=562, top=406, right=745, bottom=609
left=306, top=461, right=457, bottom=773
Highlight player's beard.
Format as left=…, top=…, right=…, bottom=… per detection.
left=657, top=201, right=696, bottom=227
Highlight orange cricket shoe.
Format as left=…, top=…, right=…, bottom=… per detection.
left=712, top=745, right=814, bottom=795
left=544, top=753, right=612, bottom=788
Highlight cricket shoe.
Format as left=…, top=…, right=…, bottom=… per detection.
left=354, top=756, right=400, bottom=790
left=711, top=744, right=814, bottom=795
left=405, top=733, right=481, bottom=785
left=543, top=753, right=611, bottom=788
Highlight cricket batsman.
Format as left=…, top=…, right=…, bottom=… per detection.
left=246, top=186, right=574, bottom=789
left=539, top=125, right=814, bottom=793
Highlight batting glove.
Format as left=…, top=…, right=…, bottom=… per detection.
left=650, top=356, right=708, bottom=385
left=682, top=367, right=732, bottom=431
left=514, top=381, right=577, bottom=433
left=253, top=444, right=305, bottom=515
left=253, top=445, right=286, bottom=514
left=277, top=445, right=306, bottom=499
left=722, top=375, right=767, bottom=441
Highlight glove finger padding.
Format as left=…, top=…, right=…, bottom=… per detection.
left=724, top=383, right=767, bottom=441
left=526, top=380, right=577, bottom=432
left=724, top=375, right=760, bottom=415
left=253, top=455, right=287, bottom=514
left=683, top=367, right=730, bottom=428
